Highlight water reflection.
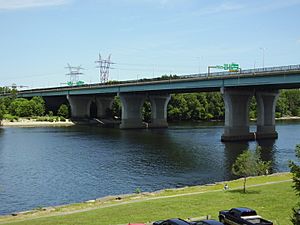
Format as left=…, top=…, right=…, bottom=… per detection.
left=257, top=139, right=277, bottom=172
left=223, top=141, right=249, bottom=180
left=0, top=121, right=298, bottom=215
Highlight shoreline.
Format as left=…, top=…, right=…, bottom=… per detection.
left=1, top=119, right=75, bottom=127
left=1, top=116, right=300, bottom=128
left=0, top=172, right=291, bottom=220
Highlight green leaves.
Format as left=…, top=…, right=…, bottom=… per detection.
left=289, top=145, right=300, bottom=197
left=232, top=147, right=271, bottom=193
left=57, top=104, right=69, bottom=119
left=289, top=145, right=300, bottom=225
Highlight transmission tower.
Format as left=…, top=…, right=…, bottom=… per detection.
left=65, top=64, right=84, bottom=86
left=95, top=54, right=114, bottom=83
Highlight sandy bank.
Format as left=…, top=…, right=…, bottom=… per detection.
left=275, top=116, right=300, bottom=120
left=1, top=119, right=75, bottom=127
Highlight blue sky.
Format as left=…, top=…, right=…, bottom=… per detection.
left=1, top=0, right=300, bottom=88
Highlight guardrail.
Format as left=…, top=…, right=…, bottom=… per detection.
left=3, top=64, right=300, bottom=96
left=182, top=64, right=300, bottom=78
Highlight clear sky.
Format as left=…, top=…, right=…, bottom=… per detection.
left=1, top=0, right=300, bottom=88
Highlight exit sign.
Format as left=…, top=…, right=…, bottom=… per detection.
left=211, top=63, right=240, bottom=72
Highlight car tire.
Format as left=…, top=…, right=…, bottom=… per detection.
left=219, top=216, right=226, bottom=225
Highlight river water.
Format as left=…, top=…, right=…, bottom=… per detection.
left=0, top=121, right=299, bottom=215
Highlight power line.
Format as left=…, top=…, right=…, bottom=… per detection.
left=65, top=64, right=84, bottom=86
left=95, top=53, right=114, bottom=83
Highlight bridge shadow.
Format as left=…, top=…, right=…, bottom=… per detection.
left=257, top=139, right=277, bottom=173
left=223, top=141, right=249, bottom=180
left=223, top=139, right=277, bottom=180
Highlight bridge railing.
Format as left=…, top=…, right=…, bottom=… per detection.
left=9, top=64, right=300, bottom=94
left=182, top=64, right=300, bottom=78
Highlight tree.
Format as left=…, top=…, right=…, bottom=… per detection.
left=30, top=96, right=45, bottom=116
left=289, top=145, right=300, bottom=225
left=9, top=98, right=33, bottom=117
left=232, top=147, right=271, bottom=193
left=112, top=96, right=121, bottom=119
left=57, top=104, right=69, bottom=118
left=0, top=99, right=5, bottom=125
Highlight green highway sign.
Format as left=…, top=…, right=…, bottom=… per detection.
left=211, top=63, right=240, bottom=72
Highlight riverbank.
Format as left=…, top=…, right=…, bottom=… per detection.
left=2, top=116, right=300, bottom=128
left=0, top=173, right=294, bottom=225
left=1, top=119, right=75, bottom=127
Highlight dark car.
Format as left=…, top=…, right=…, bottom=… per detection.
left=219, top=207, right=273, bottom=225
left=191, top=220, right=224, bottom=225
left=153, top=218, right=191, bottom=225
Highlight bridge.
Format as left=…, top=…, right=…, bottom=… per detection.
left=17, top=64, right=300, bottom=141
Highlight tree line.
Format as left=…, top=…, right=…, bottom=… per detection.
left=1, top=89, right=300, bottom=123
left=142, top=89, right=300, bottom=122
left=0, top=94, right=69, bottom=122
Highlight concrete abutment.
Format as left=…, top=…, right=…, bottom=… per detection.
left=221, top=89, right=254, bottom=141
left=255, top=90, right=279, bottom=139
left=119, top=93, right=147, bottom=129
left=221, top=88, right=279, bottom=142
left=148, top=94, right=171, bottom=128
left=67, top=95, right=93, bottom=119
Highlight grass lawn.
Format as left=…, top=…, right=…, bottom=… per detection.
left=0, top=173, right=296, bottom=225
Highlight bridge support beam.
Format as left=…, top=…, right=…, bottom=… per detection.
left=221, top=89, right=255, bottom=142
left=119, top=93, right=147, bottom=129
left=255, top=90, right=279, bottom=139
left=148, top=94, right=171, bottom=128
left=95, top=96, right=115, bottom=118
left=67, top=95, right=93, bottom=119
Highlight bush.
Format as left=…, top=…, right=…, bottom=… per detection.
left=48, top=111, right=54, bottom=117
left=3, top=114, right=19, bottom=121
left=57, top=104, right=69, bottom=118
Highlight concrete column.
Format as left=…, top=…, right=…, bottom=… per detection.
left=255, top=90, right=279, bottom=139
left=221, top=89, right=255, bottom=141
left=119, top=93, right=147, bottom=129
left=148, top=94, right=171, bottom=128
left=95, top=96, right=115, bottom=118
left=67, top=95, right=93, bottom=119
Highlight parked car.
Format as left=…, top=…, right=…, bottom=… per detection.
left=190, top=219, right=224, bottom=225
left=153, top=218, right=191, bottom=225
left=219, top=207, right=273, bottom=225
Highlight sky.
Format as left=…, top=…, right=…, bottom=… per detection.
left=0, top=0, right=300, bottom=89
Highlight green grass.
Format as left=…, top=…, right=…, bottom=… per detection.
left=0, top=173, right=296, bottom=225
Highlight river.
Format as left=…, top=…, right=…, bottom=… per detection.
left=0, top=121, right=299, bottom=215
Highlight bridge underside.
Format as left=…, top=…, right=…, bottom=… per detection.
left=221, top=88, right=279, bottom=142
left=62, top=87, right=281, bottom=141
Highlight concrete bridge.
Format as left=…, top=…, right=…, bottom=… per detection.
left=17, top=64, right=300, bottom=141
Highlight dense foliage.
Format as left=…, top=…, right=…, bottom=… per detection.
left=0, top=89, right=300, bottom=123
left=8, top=97, right=45, bottom=117
left=232, top=147, right=271, bottom=193
left=289, top=145, right=300, bottom=225
left=57, top=104, right=69, bottom=118
left=0, top=95, right=68, bottom=122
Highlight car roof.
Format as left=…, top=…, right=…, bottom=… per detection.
left=200, top=220, right=224, bottom=225
left=167, top=218, right=191, bottom=225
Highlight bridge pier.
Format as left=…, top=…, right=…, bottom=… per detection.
left=255, top=90, right=279, bottom=139
left=148, top=94, right=171, bottom=128
left=221, top=89, right=255, bottom=142
left=67, top=95, right=93, bottom=119
left=95, top=96, right=115, bottom=118
left=119, top=93, right=147, bottom=129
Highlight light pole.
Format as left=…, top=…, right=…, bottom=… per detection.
left=259, top=47, right=266, bottom=68
left=195, top=57, right=202, bottom=74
